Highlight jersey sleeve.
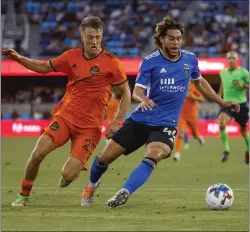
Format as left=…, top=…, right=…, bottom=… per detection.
left=135, top=59, right=151, bottom=89
left=110, top=58, right=127, bottom=85
left=191, top=56, right=201, bottom=80
left=49, top=51, right=70, bottom=74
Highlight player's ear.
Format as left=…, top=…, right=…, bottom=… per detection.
left=159, top=36, right=164, bottom=44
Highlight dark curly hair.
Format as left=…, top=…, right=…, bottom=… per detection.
left=79, top=16, right=103, bottom=32
left=153, top=17, right=184, bottom=48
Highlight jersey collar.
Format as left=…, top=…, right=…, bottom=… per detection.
left=159, top=49, right=182, bottom=63
left=82, top=48, right=104, bottom=60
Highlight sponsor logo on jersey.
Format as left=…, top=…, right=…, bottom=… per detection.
left=184, top=64, right=190, bottom=75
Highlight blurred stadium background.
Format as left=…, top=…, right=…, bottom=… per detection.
left=1, top=1, right=249, bottom=231
left=1, top=0, right=249, bottom=138
left=1, top=0, right=249, bottom=127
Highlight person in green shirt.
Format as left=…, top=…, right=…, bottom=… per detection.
left=218, top=51, right=249, bottom=164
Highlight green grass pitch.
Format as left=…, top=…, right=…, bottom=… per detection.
left=2, top=137, right=248, bottom=231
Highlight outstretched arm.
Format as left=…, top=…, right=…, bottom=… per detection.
left=192, top=77, right=240, bottom=112
left=2, top=49, right=53, bottom=74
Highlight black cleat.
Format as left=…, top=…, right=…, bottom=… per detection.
left=245, top=151, right=249, bottom=164
left=221, top=151, right=230, bottom=163
left=107, top=188, right=130, bottom=209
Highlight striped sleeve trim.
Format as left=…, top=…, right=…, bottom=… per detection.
left=135, top=83, right=147, bottom=89
left=112, top=79, right=127, bottom=86
left=49, top=60, right=56, bottom=72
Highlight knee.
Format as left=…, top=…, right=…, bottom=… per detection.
left=146, top=146, right=171, bottom=162
left=98, top=152, right=116, bottom=165
left=240, top=126, right=247, bottom=135
left=219, top=122, right=226, bottom=131
left=60, top=169, right=79, bottom=188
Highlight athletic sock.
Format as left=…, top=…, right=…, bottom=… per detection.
left=220, top=129, right=230, bottom=152
left=122, top=157, right=156, bottom=194
left=243, top=132, right=249, bottom=152
left=89, top=154, right=108, bottom=185
left=21, top=179, right=34, bottom=196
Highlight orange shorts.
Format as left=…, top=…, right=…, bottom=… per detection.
left=178, top=116, right=199, bottom=134
left=43, top=115, right=101, bottom=170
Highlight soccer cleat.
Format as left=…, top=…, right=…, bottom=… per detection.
left=198, top=136, right=205, bottom=146
left=11, top=194, right=29, bottom=207
left=245, top=151, right=249, bottom=164
left=81, top=180, right=100, bottom=206
left=184, top=143, right=190, bottom=150
left=221, top=151, right=230, bottom=163
left=172, top=153, right=181, bottom=161
left=107, top=188, right=130, bottom=209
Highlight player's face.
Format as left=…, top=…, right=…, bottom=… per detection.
left=161, top=29, right=182, bottom=58
left=81, top=27, right=103, bottom=57
left=227, top=52, right=238, bottom=67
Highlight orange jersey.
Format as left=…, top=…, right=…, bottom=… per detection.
left=180, top=82, right=202, bottom=118
left=49, top=48, right=127, bottom=130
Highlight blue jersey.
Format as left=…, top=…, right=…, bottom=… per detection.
left=131, top=49, right=201, bottom=127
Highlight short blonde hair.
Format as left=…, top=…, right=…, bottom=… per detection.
left=79, top=16, right=103, bottom=32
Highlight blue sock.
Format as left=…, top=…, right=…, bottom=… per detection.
left=122, top=157, right=156, bottom=194
left=184, top=132, right=189, bottom=144
left=89, top=155, right=108, bottom=184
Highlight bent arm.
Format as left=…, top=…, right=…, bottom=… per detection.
left=112, top=81, right=131, bottom=123
left=192, top=77, right=225, bottom=107
left=132, top=86, right=147, bottom=103
left=18, top=56, right=54, bottom=74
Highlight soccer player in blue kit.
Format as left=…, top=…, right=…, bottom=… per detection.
left=81, top=17, right=240, bottom=208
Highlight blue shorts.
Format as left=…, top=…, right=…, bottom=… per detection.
left=219, top=102, right=249, bottom=127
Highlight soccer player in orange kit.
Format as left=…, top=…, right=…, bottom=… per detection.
left=2, top=16, right=131, bottom=206
left=172, top=81, right=205, bottom=161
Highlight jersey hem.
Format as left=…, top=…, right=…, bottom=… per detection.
left=130, top=116, right=178, bottom=128
left=53, top=114, right=102, bottom=131
left=135, top=83, right=148, bottom=89
left=112, top=79, right=127, bottom=86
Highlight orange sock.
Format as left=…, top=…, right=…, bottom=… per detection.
left=21, top=179, right=34, bottom=196
left=175, top=134, right=184, bottom=153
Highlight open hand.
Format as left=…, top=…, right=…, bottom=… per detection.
left=141, top=97, right=157, bottom=112
left=2, top=49, right=21, bottom=62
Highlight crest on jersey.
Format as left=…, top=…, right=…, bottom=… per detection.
left=184, top=64, right=190, bottom=75
left=90, top=65, right=100, bottom=75
left=50, top=121, right=59, bottom=131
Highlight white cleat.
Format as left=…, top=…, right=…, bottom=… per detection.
left=172, top=153, right=181, bottom=161
left=198, top=136, right=205, bottom=145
